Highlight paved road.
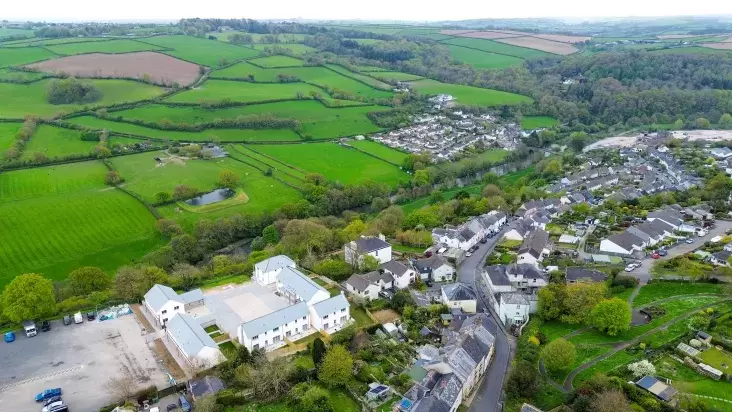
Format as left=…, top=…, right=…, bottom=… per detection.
left=455, top=225, right=514, bottom=412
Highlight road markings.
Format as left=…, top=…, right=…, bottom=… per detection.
left=0, top=365, right=83, bottom=392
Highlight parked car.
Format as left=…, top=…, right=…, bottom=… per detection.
left=425, top=280, right=433, bottom=287
left=651, top=253, right=660, bottom=259
left=466, top=252, right=473, bottom=257
left=480, top=238, right=488, bottom=244
left=624, top=265, right=635, bottom=272
left=87, top=312, right=96, bottom=321
left=43, top=396, right=62, bottom=406
left=178, top=395, right=192, bottom=412
left=62, top=315, right=71, bottom=326
left=4, top=332, right=15, bottom=343
left=685, top=238, right=695, bottom=244
left=41, top=320, right=50, bottom=332
left=167, top=403, right=178, bottom=411
left=42, top=400, right=65, bottom=412
left=35, top=388, right=62, bottom=402
left=658, top=250, right=668, bottom=257
left=73, top=312, right=83, bottom=324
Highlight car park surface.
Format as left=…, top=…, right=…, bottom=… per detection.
left=0, top=315, right=167, bottom=412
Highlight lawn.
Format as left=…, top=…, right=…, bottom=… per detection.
left=252, top=143, right=408, bottom=186
left=369, top=71, right=424, bottom=82
left=633, top=282, right=723, bottom=308
left=65, top=116, right=300, bottom=142
left=476, top=148, right=510, bottom=162
left=46, top=39, right=165, bottom=55
left=699, top=347, right=732, bottom=371
left=572, top=349, right=641, bottom=386
left=252, top=44, right=316, bottom=55
left=0, top=162, right=160, bottom=286
left=0, top=122, right=21, bottom=151
left=219, top=341, right=237, bottom=359
left=656, top=355, right=732, bottom=403
left=521, top=116, right=558, bottom=129
left=166, top=79, right=324, bottom=104
left=113, top=101, right=388, bottom=140
left=0, top=47, right=56, bottom=68
left=142, top=35, right=261, bottom=66
left=22, top=125, right=96, bottom=160
left=442, top=37, right=551, bottom=59
left=446, top=44, right=525, bottom=69
left=204, top=325, right=220, bottom=333
left=409, top=79, right=533, bottom=106
left=294, top=354, right=315, bottom=369
left=539, top=320, right=582, bottom=341
left=348, top=139, right=407, bottom=164
left=249, top=55, right=305, bottom=68
left=351, top=306, right=375, bottom=327
left=227, top=387, right=359, bottom=412
left=0, top=79, right=164, bottom=118
left=400, top=184, right=482, bottom=214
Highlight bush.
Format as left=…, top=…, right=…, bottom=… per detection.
left=46, top=78, right=103, bottom=105
left=312, top=259, right=353, bottom=281
left=57, top=295, right=91, bottom=313
left=612, top=275, right=637, bottom=289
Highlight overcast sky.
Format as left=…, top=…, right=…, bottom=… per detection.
left=3, top=1, right=732, bottom=22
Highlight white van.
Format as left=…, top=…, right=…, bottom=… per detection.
left=73, top=312, right=83, bottom=324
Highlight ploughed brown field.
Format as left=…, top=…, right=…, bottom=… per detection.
left=495, top=36, right=579, bottom=55
left=26, top=51, right=201, bottom=86
left=458, top=31, right=523, bottom=40
left=532, top=34, right=591, bottom=43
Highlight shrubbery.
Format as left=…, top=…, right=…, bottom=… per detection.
left=46, top=78, right=103, bottom=105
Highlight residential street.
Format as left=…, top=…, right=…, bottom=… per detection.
left=456, top=226, right=514, bottom=412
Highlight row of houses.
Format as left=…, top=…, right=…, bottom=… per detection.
left=599, top=206, right=697, bottom=256
left=431, top=211, right=508, bottom=251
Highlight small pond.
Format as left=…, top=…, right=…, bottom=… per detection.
left=184, top=188, right=235, bottom=206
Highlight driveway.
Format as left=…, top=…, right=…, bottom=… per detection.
left=0, top=315, right=168, bottom=412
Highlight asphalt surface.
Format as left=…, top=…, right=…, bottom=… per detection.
left=457, top=226, right=514, bottom=412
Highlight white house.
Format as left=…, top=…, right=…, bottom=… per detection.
left=483, top=264, right=547, bottom=324
left=502, top=219, right=534, bottom=241
left=238, top=302, right=311, bottom=351
left=380, top=260, right=416, bottom=289
left=254, top=255, right=296, bottom=286
left=599, top=231, right=645, bottom=255
left=166, top=313, right=223, bottom=369
left=308, top=293, right=351, bottom=333
left=345, top=235, right=392, bottom=265
left=432, top=226, right=479, bottom=251
left=276, top=267, right=330, bottom=306
left=496, top=293, right=531, bottom=326
left=412, top=255, right=455, bottom=282
left=143, top=284, right=204, bottom=327
left=517, top=229, right=550, bottom=266
left=345, top=270, right=394, bottom=300
left=441, top=283, right=477, bottom=313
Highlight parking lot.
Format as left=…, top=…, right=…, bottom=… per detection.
left=0, top=315, right=169, bottom=412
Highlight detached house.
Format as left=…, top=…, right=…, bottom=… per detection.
left=345, top=270, right=394, bottom=300
left=413, top=255, right=456, bottom=282
left=345, top=235, right=392, bottom=265
left=600, top=231, right=644, bottom=256
left=380, top=260, right=417, bottom=289
left=432, top=226, right=478, bottom=251
left=566, top=268, right=608, bottom=284
left=517, top=229, right=550, bottom=265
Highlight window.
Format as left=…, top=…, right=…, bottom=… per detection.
left=341, top=316, right=347, bottom=323
left=341, top=308, right=346, bottom=312
left=273, top=327, right=279, bottom=332
left=303, top=324, right=309, bottom=331
left=324, top=323, right=329, bottom=330
left=252, top=335, right=258, bottom=340
left=173, top=306, right=179, bottom=310
left=302, top=316, right=306, bottom=321
left=163, top=318, right=168, bottom=323
left=253, top=344, right=260, bottom=350
left=161, top=310, right=167, bottom=314
left=323, top=315, right=329, bottom=319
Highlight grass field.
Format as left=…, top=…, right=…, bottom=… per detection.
left=251, top=44, right=316, bottom=55
left=22, top=125, right=96, bottom=159
left=4, top=37, right=112, bottom=48
left=400, top=184, right=483, bottom=213
left=0, top=121, right=21, bottom=151
left=166, top=79, right=325, bottom=104
left=0, top=68, right=48, bottom=82
left=0, top=79, right=164, bottom=118
left=249, top=55, right=305, bottom=67
left=572, top=349, right=641, bottom=386
left=653, top=46, right=732, bottom=55
left=633, top=282, right=723, bottom=307
left=0, top=161, right=160, bottom=285
left=0, top=28, right=34, bottom=38
left=442, top=37, right=551, bottom=59
left=142, top=35, right=261, bottom=66
left=446, top=44, right=525, bottom=69
left=326, top=64, right=392, bottom=90
left=348, top=139, right=407, bottom=164
left=46, top=39, right=164, bottom=55
left=251, top=143, right=408, bottom=185
left=655, top=355, right=732, bottom=406
left=521, top=116, right=558, bottom=129
left=208, top=32, right=308, bottom=43
left=65, top=116, right=300, bottom=142
left=409, top=79, right=533, bottom=106
left=368, top=71, right=424, bottom=82
left=113, top=101, right=388, bottom=139
left=0, top=47, right=56, bottom=68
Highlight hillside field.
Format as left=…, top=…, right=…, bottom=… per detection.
left=166, top=79, right=325, bottom=104
left=45, top=39, right=165, bottom=55
left=251, top=44, right=316, bottom=55
left=22, top=125, right=96, bottom=159
left=521, top=116, right=558, bottom=129
left=442, top=37, right=551, bottom=59
left=0, top=122, right=21, bottom=150
left=348, top=139, right=407, bottom=164
left=409, top=78, right=533, bottom=106
left=0, top=47, right=57, bottom=68
left=249, top=55, right=305, bottom=67
left=142, top=35, right=261, bottom=66
left=446, top=44, right=525, bottom=69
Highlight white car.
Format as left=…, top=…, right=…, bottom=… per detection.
left=625, top=265, right=635, bottom=272
left=466, top=252, right=473, bottom=257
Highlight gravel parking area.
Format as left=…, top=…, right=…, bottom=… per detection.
left=0, top=315, right=168, bottom=412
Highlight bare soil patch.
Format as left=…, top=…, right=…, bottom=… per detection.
left=459, top=31, right=523, bottom=40
left=495, top=36, right=579, bottom=55
left=670, top=129, right=732, bottom=142
left=532, top=34, right=591, bottom=44
left=371, top=309, right=400, bottom=324
left=26, top=51, right=201, bottom=86
left=702, top=42, right=732, bottom=50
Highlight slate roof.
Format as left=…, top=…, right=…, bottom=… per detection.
left=310, top=293, right=349, bottom=317
left=514, top=263, right=545, bottom=280
left=254, top=255, right=296, bottom=274
left=411, top=395, right=451, bottom=412
left=188, top=376, right=225, bottom=399
left=485, top=265, right=510, bottom=286
left=521, top=404, right=544, bottom=412
left=353, top=236, right=390, bottom=253
left=518, top=229, right=549, bottom=259
left=413, top=255, right=451, bottom=274
left=277, top=266, right=327, bottom=302
left=345, top=274, right=372, bottom=293
left=606, top=231, right=644, bottom=252
left=501, top=293, right=529, bottom=305
left=363, top=270, right=394, bottom=284
left=712, top=250, right=732, bottom=262
left=144, top=284, right=183, bottom=312
left=566, top=268, right=607, bottom=283
left=442, top=283, right=476, bottom=302
left=239, top=301, right=309, bottom=338
left=430, top=373, right=462, bottom=409
left=166, top=313, right=219, bottom=356
left=380, top=260, right=412, bottom=277
left=180, top=289, right=204, bottom=304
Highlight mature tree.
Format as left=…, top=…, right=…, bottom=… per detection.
left=428, top=190, right=444, bottom=205
left=251, top=357, right=293, bottom=401
left=312, top=259, right=353, bottom=281
left=318, top=345, right=353, bottom=387
left=104, top=170, right=123, bottom=186
left=482, top=184, right=503, bottom=198
left=170, top=234, right=202, bottom=264
left=192, top=395, right=221, bottom=412
left=218, top=170, right=240, bottom=188
left=2, top=274, right=56, bottom=323
left=695, top=117, right=711, bottom=129
left=359, top=255, right=379, bottom=272
left=170, top=263, right=202, bottom=291
left=541, top=338, right=576, bottom=375
left=172, top=184, right=197, bottom=200
left=67, top=266, right=111, bottom=296
left=262, top=224, right=280, bottom=245
left=569, top=132, right=589, bottom=152
left=627, top=359, right=656, bottom=379
left=720, top=113, right=732, bottom=127
left=155, top=218, right=183, bottom=237
left=279, top=219, right=336, bottom=258
left=312, top=337, right=327, bottom=368
left=46, top=77, right=102, bottom=104
left=104, top=368, right=136, bottom=403
left=289, top=383, right=333, bottom=412
left=590, top=298, right=632, bottom=335
left=412, top=169, right=431, bottom=186
left=368, top=206, right=404, bottom=236
left=114, top=265, right=169, bottom=301
left=561, top=282, right=607, bottom=324
left=591, top=390, right=630, bottom=412
left=505, top=360, right=538, bottom=399
left=537, top=283, right=566, bottom=320
left=343, top=219, right=366, bottom=241
left=155, top=191, right=172, bottom=203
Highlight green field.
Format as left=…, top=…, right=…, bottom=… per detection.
left=446, top=44, right=525, bottom=69
left=651, top=46, right=732, bottom=55
left=142, top=35, right=261, bottom=66
left=369, top=71, right=424, bottom=82
left=399, top=184, right=483, bottom=213
left=208, top=32, right=308, bottom=43
left=521, top=116, right=558, bottom=129
left=0, top=68, right=48, bottom=82
left=112, top=101, right=388, bottom=139
left=4, top=37, right=113, bottom=48
left=442, top=37, right=551, bottom=59
left=0, top=79, right=164, bottom=118
left=326, top=64, right=392, bottom=90
left=166, top=79, right=325, bottom=104
left=0, top=28, right=34, bottom=38
left=22, top=125, right=96, bottom=159
left=0, top=47, right=57, bottom=68
left=65, top=116, right=300, bottom=142
left=633, top=282, right=723, bottom=307
left=251, top=143, right=408, bottom=185
left=249, top=55, right=305, bottom=67
left=46, top=39, right=164, bottom=55
left=0, top=121, right=21, bottom=150
left=0, top=161, right=160, bottom=285
left=252, top=44, right=316, bottom=55
left=409, top=78, right=533, bottom=106
left=348, top=139, right=407, bottom=164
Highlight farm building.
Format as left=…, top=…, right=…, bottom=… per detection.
left=635, top=376, right=677, bottom=402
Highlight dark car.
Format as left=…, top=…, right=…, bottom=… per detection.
left=167, top=404, right=178, bottom=411
left=178, top=395, right=192, bottom=412
left=658, top=249, right=668, bottom=257
left=62, top=315, right=71, bottom=326
left=425, top=279, right=433, bottom=287
left=480, top=238, right=488, bottom=244
left=41, top=320, right=50, bottom=332
left=87, top=312, right=96, bottom=321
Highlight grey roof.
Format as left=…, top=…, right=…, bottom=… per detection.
left=430, top=373, right=462, bottom=409
left=606, top=231, right=644, bottom=251
left=514, top=263, right=545, bottom=280
left=363, top=270, right=394, bottom=284
left=188, top=376, right=225, bottom=398
left=144, top=284, right=183, bottom=312
left=485, top=265, right=510, bottom=286
left=310, top=293, right=349, bottom=317
left=353, top=236, right=390, bottom=253
left=713, top=250, right=732, bottom=262
left=627, top=226, right=652, bottom=242
left=277, top=267, right=327, bottom=302
left=180, top=289, right=204, bottom=304
left=442, top=283, right=476, bottom=302
left=166, top=313, right=218, bottom=356
left=521, top=404, right=544, bottom=412
left=501, top=293, right=529, bottom=305
left=345, top=274, right=371, bottom=292
left=380, top=260, right=412, bottom=277
left=636, top=376, right=677, bottom=401
left=566, top=268, right=607, bottom=283
left=458, top=334, right=491, bottom=365
left=518, top=229, right=549, bottom=259
left=239, top=301, right=309, bottom=338
left=413, top=255, right=452, bottom=273
left=254, top=255, right=296, bottom=274
left=459, top=227, right=476, bottom=242
left=412, top=395, right=452, bottom=412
